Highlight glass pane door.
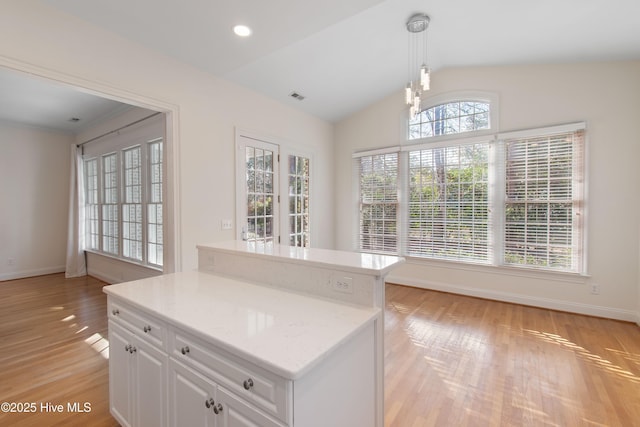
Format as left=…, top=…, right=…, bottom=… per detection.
left=237, top=136, right=279, bottom=246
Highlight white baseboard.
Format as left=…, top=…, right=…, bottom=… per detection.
left=87, top=270, right=118, bottom=285
left=387, top=274, right=639, bottom=324
left=0, top=266, right=65, bottom=282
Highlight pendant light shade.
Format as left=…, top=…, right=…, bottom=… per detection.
left=405, top=13, right=431, bottom=119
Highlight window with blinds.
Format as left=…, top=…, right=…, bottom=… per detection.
left=503, top=130, right=584, bottom=272
left=122, top=146, right=143, bottom=261
left=354, top=123, right=585, bottom=275
left=102, top=153, right=119, bottom=255
left=147, top=139, right=163, bottom=266
left=408, top=143, right=490, bottom=262
left=82, top=115, right=164, bottom=269
left=358, top=153, right=399, bottom=255
left=84, top=158, right=99, bottom=250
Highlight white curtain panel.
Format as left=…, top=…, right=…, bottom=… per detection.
left=65, top=144, right=87, bottom=277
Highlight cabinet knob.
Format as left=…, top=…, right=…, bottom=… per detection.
left=243, top=378, right=254, bottom=390
left=129, top=346, right=137, bottom=354
left=124, top=344, right=131, bottom=352
left=143, top=325, right=152, bottom=333
left=180, top=346, right=190, bottom=355
left=205, top=398, right=215, bottom=409
left=213, top=403, right=223, bottom=415
left=112, top=309, right=120, bottom=316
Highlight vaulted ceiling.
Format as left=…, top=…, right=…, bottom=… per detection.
left=3, top=0, right=640, bottom=130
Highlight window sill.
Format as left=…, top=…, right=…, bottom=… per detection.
left=402, top=256, right=588, bottom=284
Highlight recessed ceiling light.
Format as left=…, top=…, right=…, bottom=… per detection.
left=233, top=25, right=252, bottom=37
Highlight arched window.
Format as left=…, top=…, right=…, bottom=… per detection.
left=409, top=100, right=491, bottom=140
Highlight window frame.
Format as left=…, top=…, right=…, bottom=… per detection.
left=356, top=149, right=400, bottom=255
left=287, top=153, right=311, bottom=247
left=355, top=121, right=586, bottom=276
left=146, top=138, right=164, bottom=267
left=406, top=91, right=499, bottom=144
left=122, top=145, right=143, bottom=262
left=101, top=152, right=120, bottom=256
left=235, top=129, right=315, bottom=248
left=81, top=115, right=165, bottom=270
left=404, top=140, right=492, bottom=263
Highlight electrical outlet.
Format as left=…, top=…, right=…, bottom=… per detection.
left=207, top=254, right=215, bottom=268
left=332, top=276, right=353, bottom=294
left=590, top=283, right=600, bottom=295
left=221, top=220, right=232, bottom=230
left=7, top=258, right=16, bottom=266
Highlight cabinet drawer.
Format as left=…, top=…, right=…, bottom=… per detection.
left=108, top=299, right=166, bottom=350
left=218, top=386, right=286, bottom=427
left=172, top=330, right=290, bottom=423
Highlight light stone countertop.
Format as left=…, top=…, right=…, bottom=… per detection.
left=103, top=270, right=380, bottom=380
left=197, top=240, right=404, bottom=276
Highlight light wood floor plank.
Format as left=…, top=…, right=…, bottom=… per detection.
left=385, top=283, right=640, bottom=427
left=0, top=274, right=117, bottom=427
left=1, top=274, right=639, bottom=426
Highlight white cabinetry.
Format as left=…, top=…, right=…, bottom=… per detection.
left=169, top=358, right=217, bottom=427
left=105, top=268, right=389, bottom=427
left=196, top=240, right=404, bottom=427
left=108, top=301, right=168, bottom=427
left=169, top=358, right=284, bottom=427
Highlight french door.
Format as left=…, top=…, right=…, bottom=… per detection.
left=236, top=135, right=279, bottom=245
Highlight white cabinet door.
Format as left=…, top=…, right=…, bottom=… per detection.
left=109, top=320, right=168, bottom=427
left=109, top=321, right=134, bottom=427
left=217, top=387, right=285, bottom=427
left=134, top=338, right=169, bottom=427
left=169, top=359, right=217, bottom=427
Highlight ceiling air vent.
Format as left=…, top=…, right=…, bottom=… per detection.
left=289, top=91, right=305, bottom=101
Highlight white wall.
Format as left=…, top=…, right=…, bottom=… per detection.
left=335, top=61, right=640, bottom=322
left=0, top=1, right=335, bottom=277
left=0, top=120, right=73, bottom=280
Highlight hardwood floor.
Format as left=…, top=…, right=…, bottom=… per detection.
left=384, top=284, right=640, bottom=427
left=0, top=274, right=117, bottom=427
left=1, top=274, right=639, bottom=426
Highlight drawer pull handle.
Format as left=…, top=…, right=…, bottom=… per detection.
left=213, top=403, right=223, bottom=415
left=243, top=378, right=254, bottom=390
left=205, top=398, right=215, bottom=409
left=180, top=346, right=190, bottom=355
left=112, top=309, right=120, bottom=316
left=143, top=325, right=152, bottom=333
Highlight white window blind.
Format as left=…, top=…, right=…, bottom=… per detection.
left=101, top=153, right=119, bottom=255
left=355, top=121, right=586, bottom=275
left=357, top=152, right=399, bottom=255
left=503, top=130, right=584, bottom=272
left=147, top=139, right=163, bottom=266
left=407, top=143, right=490, bottom=262
left=122, top=146, right=143, bottom=261
left=84, top=158, right=99, bottom=250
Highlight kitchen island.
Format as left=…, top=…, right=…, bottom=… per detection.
left=104, top=242, right=403, bottom=426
